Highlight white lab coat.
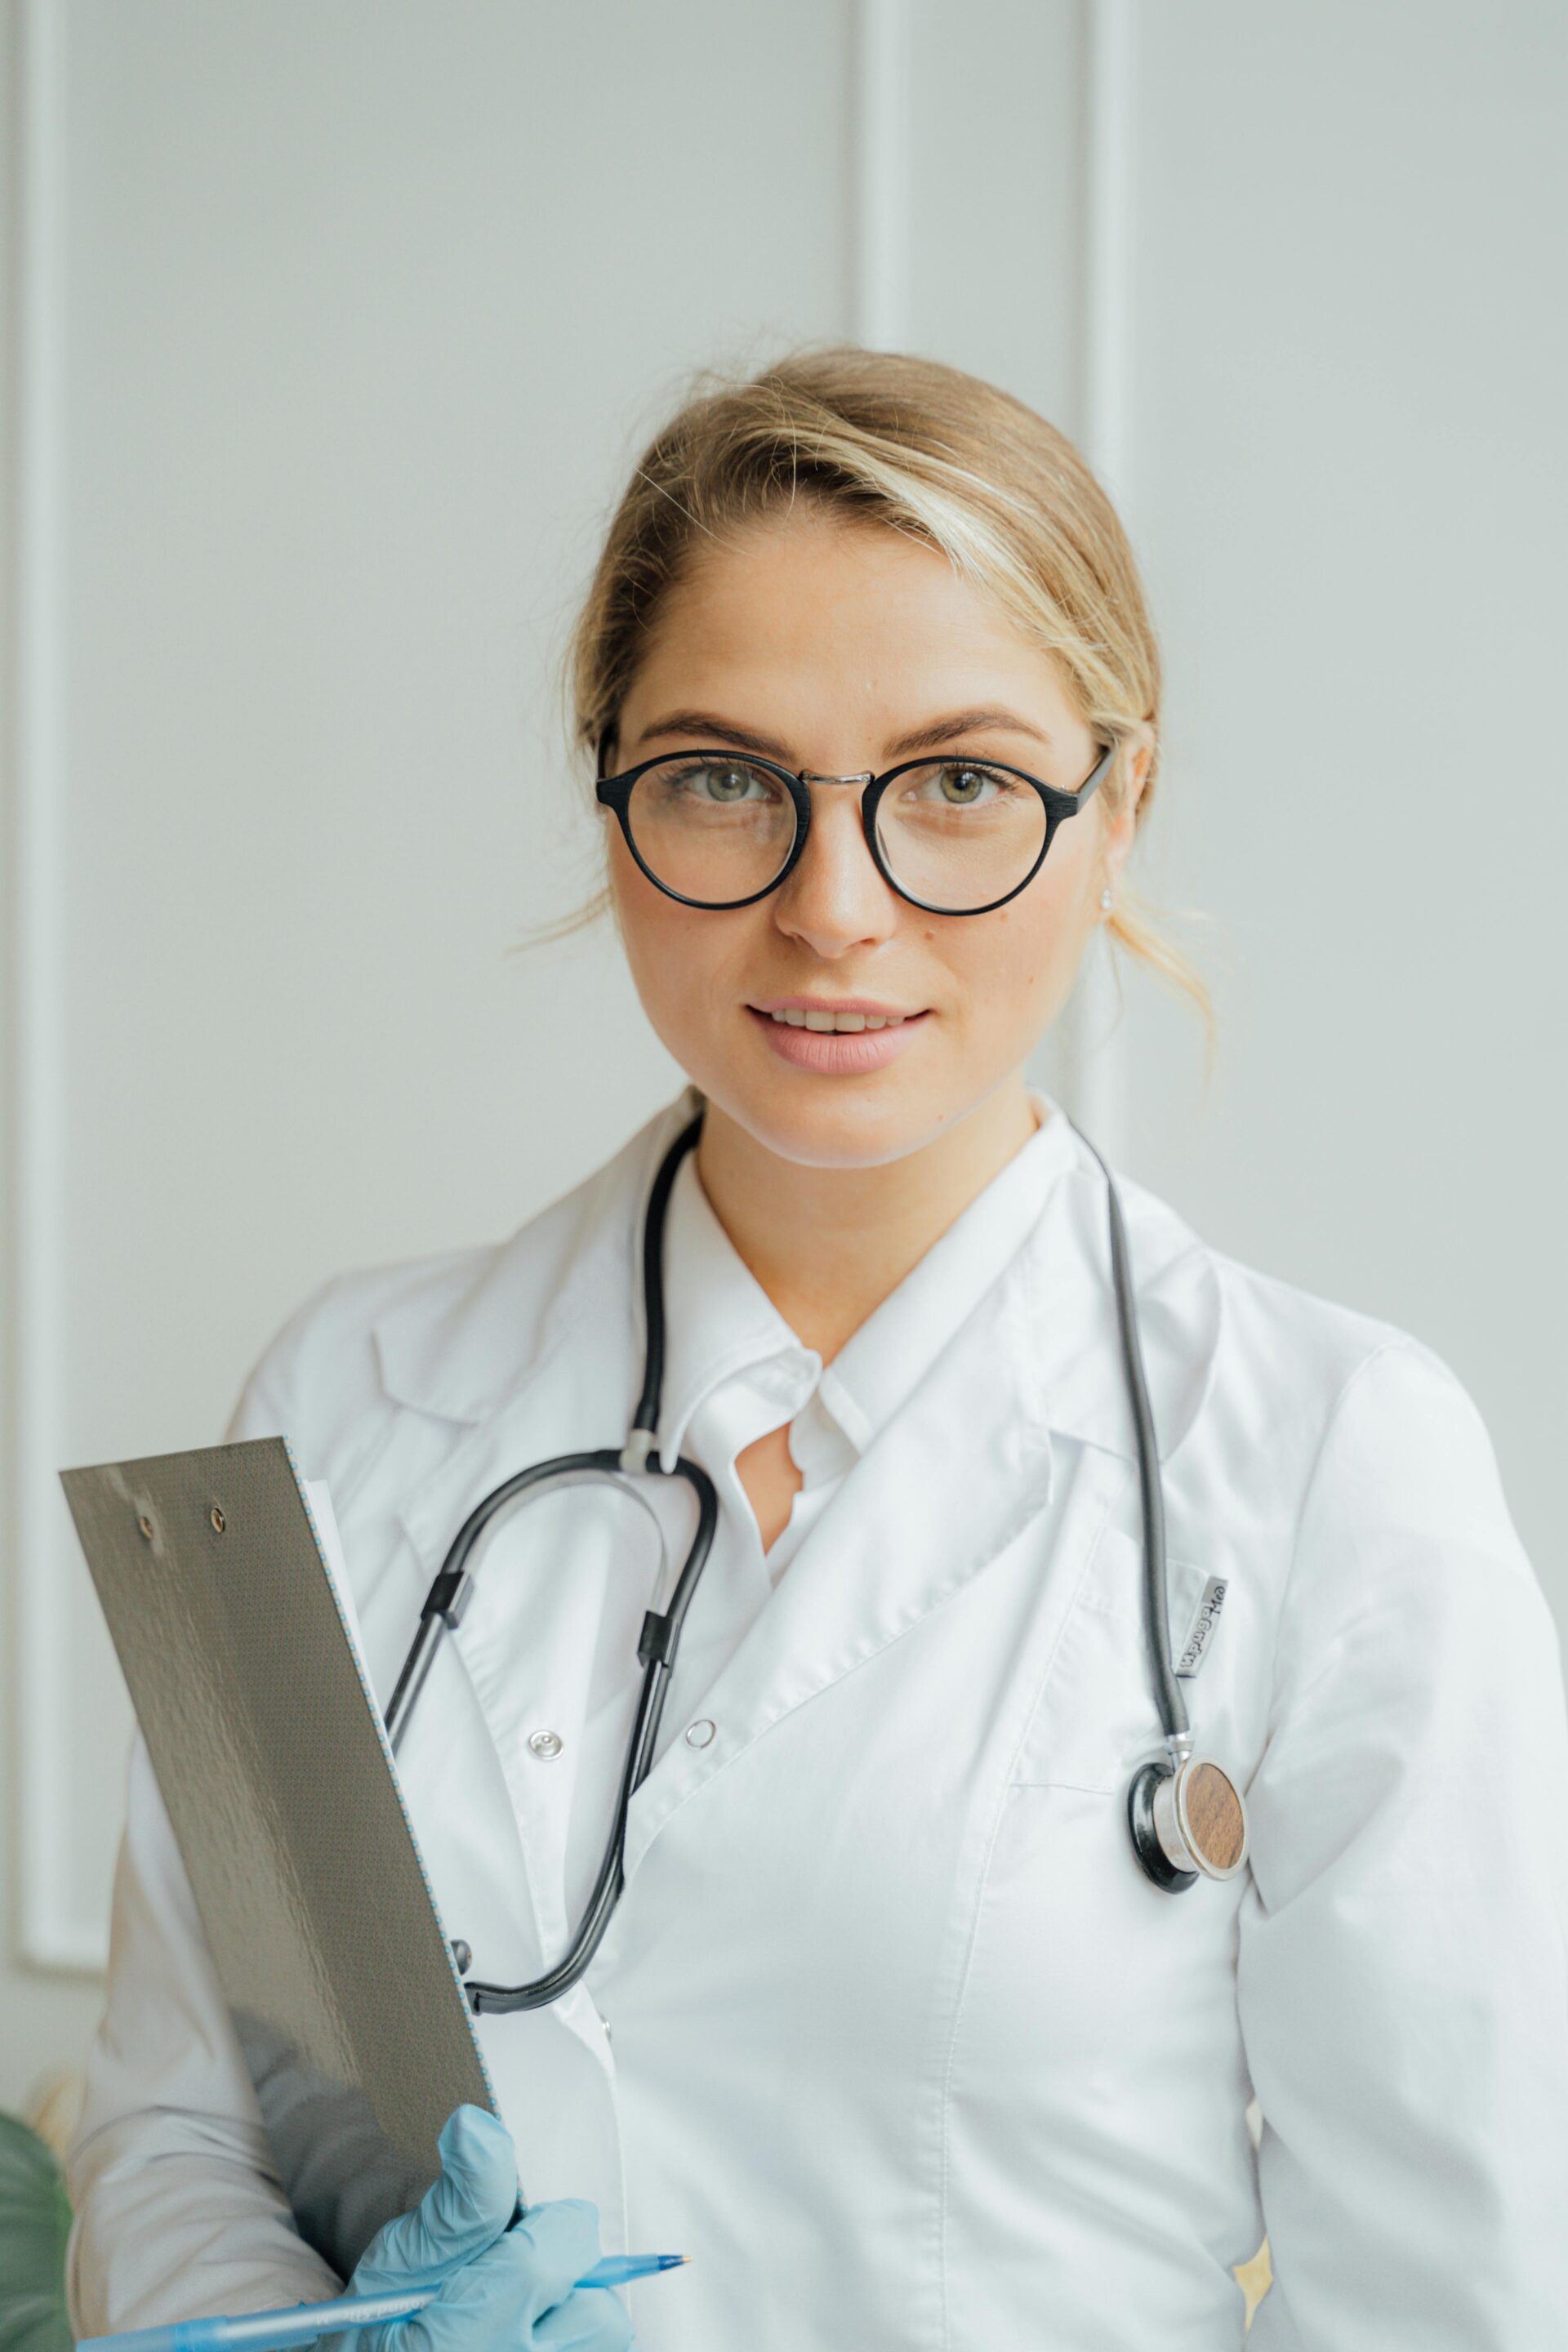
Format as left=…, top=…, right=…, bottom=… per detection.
left=68, top=1090, right=1568, bottom=2350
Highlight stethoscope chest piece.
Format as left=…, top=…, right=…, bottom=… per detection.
left=1129, top=1753, right=1250, bottom=1891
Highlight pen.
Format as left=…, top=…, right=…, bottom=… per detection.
left=76, top=2256, right=690, bottom=2352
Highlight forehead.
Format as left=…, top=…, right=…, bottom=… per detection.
left=621, top=506, right=1078, bottom=728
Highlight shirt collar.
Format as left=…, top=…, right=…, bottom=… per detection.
left=821, top=1095, right=1078, bottom=1453
left=653, top=1147, right=816, bottom=1475
left=653, top=1093, right=1080, bottom=1474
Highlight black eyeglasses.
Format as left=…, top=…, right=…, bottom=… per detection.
left=595, top=738, right=1116, bottom=917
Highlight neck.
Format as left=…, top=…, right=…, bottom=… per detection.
left=693, top=1076, right=1040, bottom=1362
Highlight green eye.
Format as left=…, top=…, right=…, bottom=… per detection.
left=666, top=760, right=776, bottom=804
left=898, top=762, right=1014, bottom=808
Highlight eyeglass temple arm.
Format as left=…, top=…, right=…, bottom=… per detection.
left=1075, top=737, right=1119, bottom=806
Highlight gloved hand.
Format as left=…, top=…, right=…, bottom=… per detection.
left=336, top=2105, right=633, bottom=2352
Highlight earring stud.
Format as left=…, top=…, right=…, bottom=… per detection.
left=1099, top=887, right=1114, bottom=914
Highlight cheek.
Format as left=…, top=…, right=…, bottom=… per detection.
left=614, top=874, right=702, bottom=1013
left=952, top=867, right=1090, bottom=1018
left=608, top=836, right=755, bottom=1039
left=609, top=835, right=683, bottom=992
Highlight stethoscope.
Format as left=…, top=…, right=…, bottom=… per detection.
left=384, top=1107, right=1250, bottom=2018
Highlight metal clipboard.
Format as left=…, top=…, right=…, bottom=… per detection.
left=61, top=1435, right=497, bottom=2278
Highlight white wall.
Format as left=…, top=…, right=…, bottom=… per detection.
left=1116, top=0, right=1567, bottom=1626
left=2, top=0, right=1562, bottom=2111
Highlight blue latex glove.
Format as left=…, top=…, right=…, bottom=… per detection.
left=336, top=2106, right=632, bottom=2352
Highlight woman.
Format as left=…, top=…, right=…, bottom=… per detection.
left=69, top=350, right=1568, bottom=2350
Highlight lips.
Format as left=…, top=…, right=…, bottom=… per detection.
left=746, top=1002, right=929, bottom=1073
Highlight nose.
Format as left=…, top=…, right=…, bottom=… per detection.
left=772, top=777, right=898, bottom=960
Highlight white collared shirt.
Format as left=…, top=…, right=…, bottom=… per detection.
left=652, top=1098, right=1078, bottom=1689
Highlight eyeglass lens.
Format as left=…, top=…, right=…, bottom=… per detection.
left=623, top=754, right=1051, bottom=911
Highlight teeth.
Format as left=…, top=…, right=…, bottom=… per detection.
left=767, top=1008, right=904, bottom=1032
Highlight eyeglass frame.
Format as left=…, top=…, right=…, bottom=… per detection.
left=594, top=733, right=1116, bottom=919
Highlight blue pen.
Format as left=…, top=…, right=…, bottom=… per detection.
left=76, top=2257, right=690, bottom=2352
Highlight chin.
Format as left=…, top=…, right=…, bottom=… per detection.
left=694, top=1061, right=968, bottom=1171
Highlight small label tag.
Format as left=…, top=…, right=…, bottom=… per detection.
left=1175, top=1575, right=1228, bottom=1678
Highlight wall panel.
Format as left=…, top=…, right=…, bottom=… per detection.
left=1120, top=0, right=1567, bottom=1620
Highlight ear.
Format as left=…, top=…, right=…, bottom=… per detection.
left=1102, top=724, right=1155, bottom=894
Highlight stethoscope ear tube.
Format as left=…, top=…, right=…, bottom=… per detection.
left=626, top=1111, right=705, bottom=1456
left=381, top=1110, right=718, bottom=2014
left=386, top=1443, right=718, bottom=2013
left=382, top=1111, right=718, bottom=2010
left=1068, top=1122, right=1188, bottom=1753
left=458, top=1452, right=718, bottom=2013
left=384, top=1450, right=633, bottom=1751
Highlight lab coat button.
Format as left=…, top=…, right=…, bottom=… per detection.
left=528, top=1729, right=564, bottom=1759
left=684, top=1719, right=716, bottom=1748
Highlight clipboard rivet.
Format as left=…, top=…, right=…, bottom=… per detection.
left=136, top=1514, right=154, bottom=1542
left=210, top=1506, right=226, bottom=1533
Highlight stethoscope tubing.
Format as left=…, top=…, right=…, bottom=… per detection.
left=385, top=1115, right=716, bottom=2013
left=385, top=1105, right=1222, bottom=2011
left=1067, top=1121, right=1191, bottom=1753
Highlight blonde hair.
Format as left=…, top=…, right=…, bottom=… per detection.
left=561, top=343, right=1209, bottom=1028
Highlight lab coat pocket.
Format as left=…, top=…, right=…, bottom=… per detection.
left=1009, top=1533, right=1218, bottom=1793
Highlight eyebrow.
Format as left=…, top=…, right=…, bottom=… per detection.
left=630, top=705, right=1056, bottom=764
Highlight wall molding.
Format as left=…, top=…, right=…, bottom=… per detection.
left=851, top=0, right=1139, bottom=1157
left=7, top=0, right=99, bottom=1976
left=1065, top=0, right=1139, bottom=1162
left=1081, top=0, right=1138, bottom=514
left=852, top=0, right=910, bottom=350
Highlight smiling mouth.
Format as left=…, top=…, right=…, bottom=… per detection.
left=745, top=1000, right=929, bottom=1071
left=757, top=1007, right=916, bottom=1033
